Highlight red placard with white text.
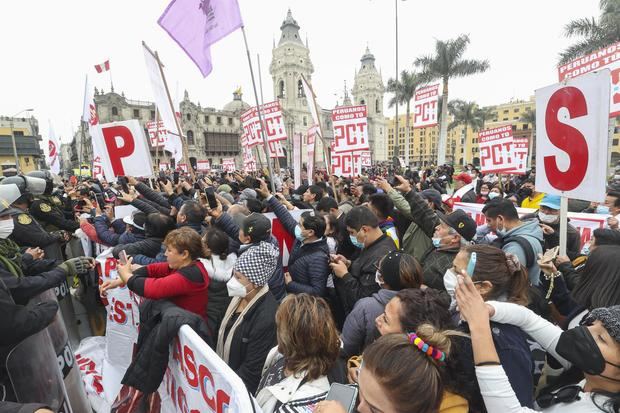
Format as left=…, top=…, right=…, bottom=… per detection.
left=536, top=70, right=610, bottom=202
left=331, top=105, right=369, bottom=153
left=241, top=101, right=288, bottom=147
left=478, top=125, right=517, bottom=173
left=413, top=84, right=440, bottom=128
left=222, top=158, right=236, bottom=173
left=177, top=163, right=188, bottom=173
left=557, top=41, right=620, bottom=117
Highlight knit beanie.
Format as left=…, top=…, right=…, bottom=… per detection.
left=584, top=305, right=620, bottom=342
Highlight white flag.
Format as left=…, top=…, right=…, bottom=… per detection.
left=301, top=75, right=322, bottom=130
left=46, top=121, right=61, bottom=174
left=143, top=44, right=183, bottom=163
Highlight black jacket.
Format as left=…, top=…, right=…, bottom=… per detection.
left=0, top=266, right=66, bottom=305
left=0, top=402, right=52, bottom=413
left=224, top=291, right=278, bottom=395
left=122, top=299, right=212, bottom=393
left=522, top=213, right=582, bottom=260
left=460, top=188, right=477, bottom=204
left=30, top=197, right=79, bottom=232
left=267, top=197, right=330, bottom=296
left=336, top=213, right=356, bottom=259
left=9, top=210, right=60, bottom=248
left=112, top=236, right=164, bottom=259
left=420, top=246, right=461, bottom=291
left=334, top=234, right=395, bottom=314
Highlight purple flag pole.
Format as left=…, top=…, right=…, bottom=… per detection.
left=240, top=26, right=276, bottom=193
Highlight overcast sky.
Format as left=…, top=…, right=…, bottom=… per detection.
left=0, top=0, right=600, bottom=144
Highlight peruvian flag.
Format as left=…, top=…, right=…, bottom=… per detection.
left=94, top=60, right=110, bottom=73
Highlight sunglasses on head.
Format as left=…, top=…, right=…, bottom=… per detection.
left=536, top=385, right=581, bottom=408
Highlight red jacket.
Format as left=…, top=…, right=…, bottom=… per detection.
left=127, top=261, right=210, bottom=319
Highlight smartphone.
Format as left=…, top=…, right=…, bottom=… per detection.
left=119, top=250, right=128, bottom=265
left=204, top=187, right=218, bottom=209
left=118, top=176, right=130, bottom=194
left=325, top=383, right=358, bottom=413
left=173, top=171, right=179, bottom=185
left=541, top=246, right=560, bottom=264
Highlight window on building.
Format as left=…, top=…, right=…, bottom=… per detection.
left=187, top=130, right=194, bottom=145
left=278, top=80, right=285, bottom=98
left=112, top=107, right=118, bottom=116
left=297, top=80, right=305, bottom=98
left=503, top=118, right=508, bottom=121
left=511, top=125, right=517, bottom=131
left=217, top=116, right=222, bottom=125
left=186, top=113, right=191, bottom=121
left=150, top=110, right=156, bottom=120
left=228, top=117, right=233, bottom=126
left=303, top=116, right=307, bottom=126
left=360, top=99, right=366, bottom=105
left=375, top=99, right=380, bottom=113
left=503, top=110, right=509, bottom=114
left=133, top=109, right=140, bottom=118
left=514, top=108, right=520, bottom=113
left=205, top=115, right=209, bottom=123
left=614, top=138, right=619, bottom=146
left=523, top=124, right=529, bottom=130
left=13, top=131, right=24, bottom=137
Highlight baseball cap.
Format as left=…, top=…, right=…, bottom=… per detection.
left=242, top=213, right=271, bottom=241
left=421, top=189, right=443, bottom=210
left=217, top=184, right=232, bottom=193
left=123, top=211, right=146, bottom=230
left=540, top=194, right=561, bottom=210
left=453, top=173, right=472, bottom=185
left=437, top=209, right=476, bottom=241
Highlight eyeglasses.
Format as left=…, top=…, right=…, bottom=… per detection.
left=536, top=385, right=582, bottom=408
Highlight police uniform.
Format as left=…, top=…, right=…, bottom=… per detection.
left=30, top=195, right=79, bottom=233
left=9, top=209, right=63, bottom=252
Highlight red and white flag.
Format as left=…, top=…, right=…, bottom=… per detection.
left=94, top=60, right=110, bottom=73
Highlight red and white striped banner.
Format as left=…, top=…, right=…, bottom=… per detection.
left=94, top=60, right=110, bottom=73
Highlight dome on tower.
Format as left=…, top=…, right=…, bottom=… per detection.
left=278, top=9, right=303, bottom=45
left=223, top=88, right=250, bottom=113
left=360, top=46, right=376, bottom=69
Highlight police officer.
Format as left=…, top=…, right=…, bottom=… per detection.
left=27, top=170, right=79, bottom=233
left=0, top=178, right=67, bottom=259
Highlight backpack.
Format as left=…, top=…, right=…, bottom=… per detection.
left=491, top=235, right=539, bottom=268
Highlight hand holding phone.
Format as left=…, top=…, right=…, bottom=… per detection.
left=119, top=250, right=128, bottom=265
left=204, top=187, right=218, bottom=209
left=541, top=246, right=559, bottom=264
left=325, top=383, right=358, bottom=413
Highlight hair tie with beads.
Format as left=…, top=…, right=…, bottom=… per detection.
left=408, top=332, right=446, bottom=362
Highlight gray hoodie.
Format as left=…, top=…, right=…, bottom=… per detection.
left=502, top=219, right=544, bottom=285
left=341, top=289, right=398, bottom=358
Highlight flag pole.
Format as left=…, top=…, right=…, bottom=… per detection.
left=154, top=107, right=161, bottom=174
left=241, top=26, right=276, bottom=193
left=143, top=41, right=195, bottom=181
left=300, top=74, right=338, bottom=201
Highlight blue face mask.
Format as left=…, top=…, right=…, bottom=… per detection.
left=350, top=234, right=364, bottom=249
left=488, top=192, right=500, bottom=200
left=581, top=242, right=591, bottom=256
left=432, top=237, right=442, bottom=248
left=294, top=225, right=305, bottom=242
left=597, top=205, right=610, bottom=215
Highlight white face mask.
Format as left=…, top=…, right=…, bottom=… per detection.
left=443, top=269, right=458, bottom=303
left=0, top=219, right=15, bottom=239
left=226, top=276, right=248, bottom=298
left=538, top=212, right=558, bottom=224
left=375, top=270, right=384, bottom=287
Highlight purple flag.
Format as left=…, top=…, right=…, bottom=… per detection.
left=158, top=0, right=243, bottom=77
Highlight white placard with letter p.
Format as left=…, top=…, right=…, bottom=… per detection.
left=535, top=69, right=611, bottom=202
left=98, top=120, right=154, bottom=179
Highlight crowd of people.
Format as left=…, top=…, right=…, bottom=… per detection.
left=1, top=161, right=620, bottom=413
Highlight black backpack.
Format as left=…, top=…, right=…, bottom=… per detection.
left=491, top=235, right=539, bottom=268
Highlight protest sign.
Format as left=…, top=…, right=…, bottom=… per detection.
left=293, top=132, right=302, bottom=186
left=360, top=151, right=372, bottom=167
left=332, top=151, right=362, bottom=178
left=332, top=105, right=369, bottom=153
left=222, top=158, right=236, bottom=172
left=478, top=125, right=517, bottom=173
left=536, top=70, right=610, bottom=202
left=197, top=160, right=211, bottom=172
left=558, top=41, right=620, bottom=117
left=413, top=84, right=440, bottom=128
left=307, top=125, right=317, bottom=185
left=146, top=120, right=167, bottom=148
left=159, top=162, right=169, bottom=171
left=241, top=101, right=288, bottom=147
left=97, top=120, right=154, bottom=179
left=160, top=326, right=259, bottom=413
left=178, top=163, right=188, bottom=173
left=454, top=202, right=607, bottom=247
left=504, top=137, right=529, bottom=175
left=266, top=140, right=285, bottom=158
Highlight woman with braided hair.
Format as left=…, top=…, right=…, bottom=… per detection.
left=444, top=244, right=535, bottom=408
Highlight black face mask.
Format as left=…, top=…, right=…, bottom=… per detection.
left=556, top=326, right=620, bottom=378
left=519, top=187, right=533, bottom=197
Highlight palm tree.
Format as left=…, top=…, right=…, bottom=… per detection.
left=560, top=0, right=620, bottom=64
left=520, top=108, right=536, bottom=168
left=448, top=100, right=484, bottom=165
left=387, top=70, right=425, bottom=166
left=415, top=35, right=490, bottom=166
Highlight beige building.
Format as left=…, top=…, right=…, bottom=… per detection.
left=0, top=115, right=44, bottom=175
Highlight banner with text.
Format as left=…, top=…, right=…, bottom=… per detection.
left=360, top=151, right=371, bottom=168
left=478, top=125, right=517, bottom=173
left=557, top=41, right=620, bottom=117
left=332, top=105, right=369, bottom=153
left=222, top=158, right=236, bottom=173
left=196, top=160, right=211, bottom=172
left=332, top=151, right=362, bottom=178
left=504, top=137, right=528, bottom=175
left=146, top=120, right=167, bottom=148
left=241, top=101, right=288, bottom=147
left=97, top=120, right=154, bottom=179
left=454, top=202, right=607, bottom=247
left=413, top=84, right=440, bottom=128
